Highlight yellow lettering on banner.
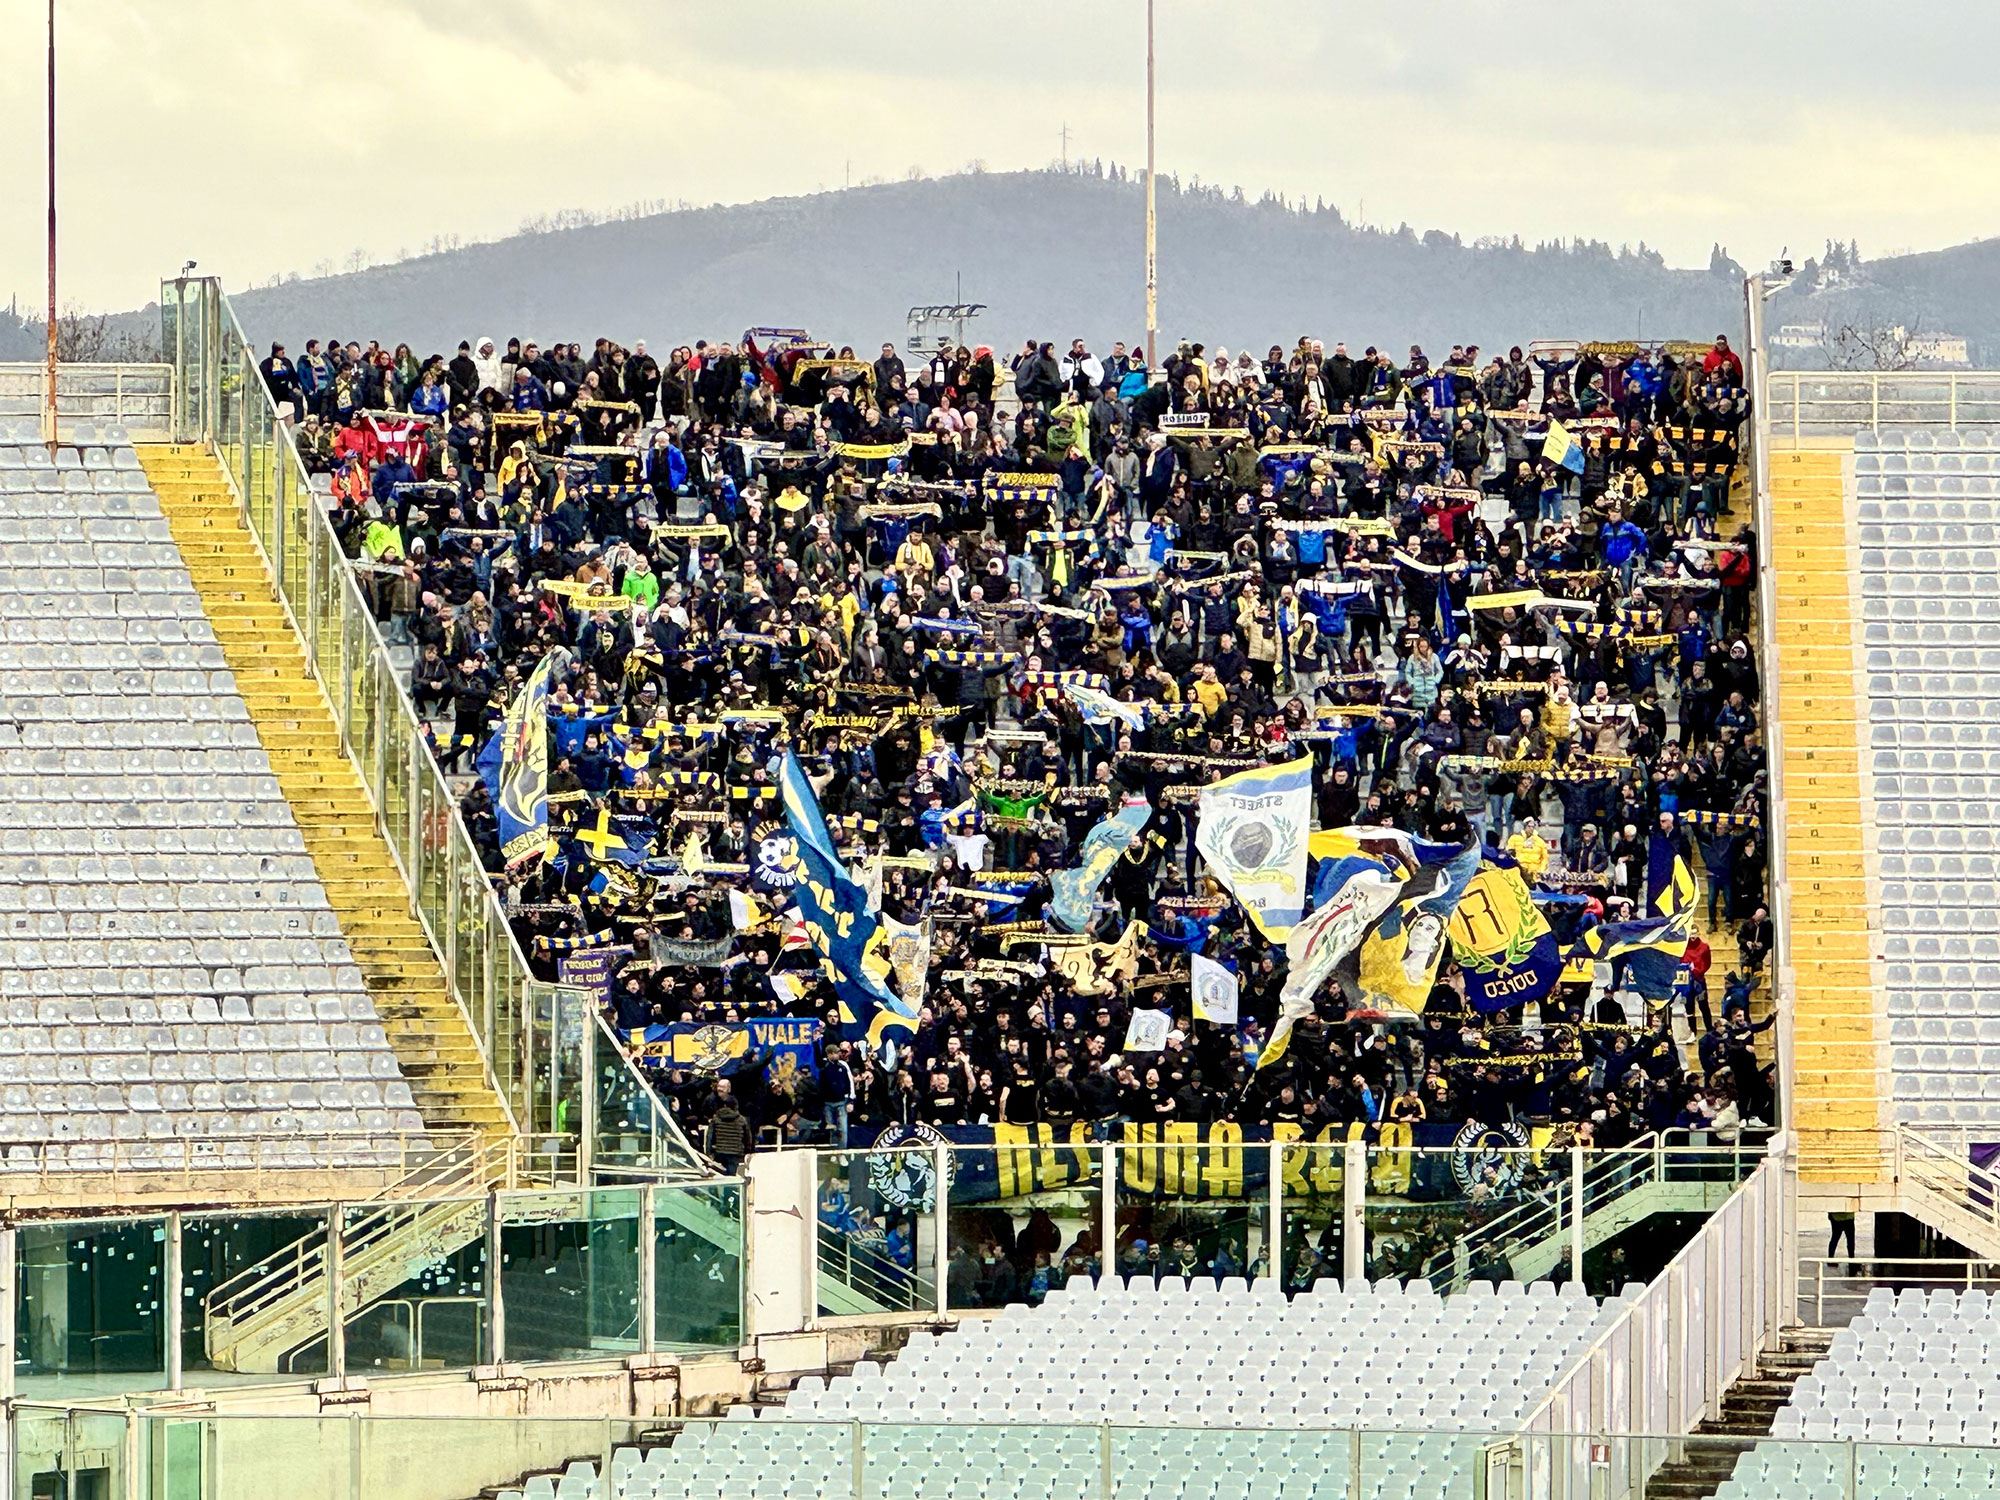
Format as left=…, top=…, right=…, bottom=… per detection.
left=1203, top=1120, right=1243, bottom=1198
left=992, top=1121, right=1032, bottom=1198
left=1313, top=1125, right=1344, bottom=1194
left=1273, top=1122, right=1309, bottom=1193
left=1164, top=1121, right=1200, bottom=1195
left=1372, top=1121, right=1413, bottom=1196
left=1122, top=1123, right=1158, bottom=1193
left=1031, top=1123, right=1074, bottom=1191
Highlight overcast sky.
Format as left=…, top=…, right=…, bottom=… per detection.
left=4, top=0, right=1997, bottom=311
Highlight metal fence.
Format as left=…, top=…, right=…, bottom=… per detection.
left=808, top=1132, right=1779, bottom=1322
left=156, top=276, right=704, bottom=1181
left=1797, top=1256, right=2000, bottom=1329
left=1520, top=1152, right=1789, bottom=1498
left=20, top=1408, right=1977, bottom=1500
left=0, top=362, right=173, bottom=439
left=1766, top=370, right=2000, bottom=437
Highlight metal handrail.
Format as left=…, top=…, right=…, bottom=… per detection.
left=818, top=1231, right=927, bottom=1313
left=279, top=1293, right=482, bottom=1375
left=1417, top=1136, right=1655, bottom=1291
left=1520, top=1144, right=1785, bottom=1439
left=1766, top=368, right=2000, bottom=437
left=175, top=279, right=709, bottom=1179
left=203, top=1193, right=494, bottom=1357
left=0, top=1127, right=520, bottom=1210
left=1797, top=1257, right=2000, bottom=1328
left=1412, top=1131, right=1767, bottom=1292
left=201, top=289, right=525, bottom=1130
left=371, top=1130, right=524, bottom=1199
left=1895, top=1126, right=2000, bottom=1239
left=0, top=362, right=174, bottom=437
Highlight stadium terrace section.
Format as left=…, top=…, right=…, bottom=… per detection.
left=271, top=328, right=1770, bottom=1205
left=0, top=433, right=424, bottom=1171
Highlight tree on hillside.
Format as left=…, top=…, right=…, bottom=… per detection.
left=1818, top=319, right=1926, bottom=371
left=45, top=304, right=161, bottom=364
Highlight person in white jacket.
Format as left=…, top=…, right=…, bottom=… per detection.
left=1058, top=338, right=1103, bottom=395
left=470, top=337, right=504, bottom=400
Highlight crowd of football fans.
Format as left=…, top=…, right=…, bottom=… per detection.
left=259, top=325, right=1778, bottom=1185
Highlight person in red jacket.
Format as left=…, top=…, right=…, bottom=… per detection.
left=1701, top=335, right=1744, bottom=386
left=332, top=411, right=372, bottom=468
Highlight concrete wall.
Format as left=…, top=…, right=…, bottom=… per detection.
left=743, top=1152, right=813, bottom=1341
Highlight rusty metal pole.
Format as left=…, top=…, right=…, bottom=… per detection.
left=1144, top=0, right=1157, bottom=371
left=44, top=0, right=58, bottom=451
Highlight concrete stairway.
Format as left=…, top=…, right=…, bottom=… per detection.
left=136, top=445, right=509, bottom=1139
left=1766, top=443, right=1882, bottom=1179
left=1641, top=1328, right=1834, bottom=1499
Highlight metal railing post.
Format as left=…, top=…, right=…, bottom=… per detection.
left=579, top=1015, right=597, bottom=1187
left=1570, top=1147, right=1586, bottom=1284
left=1267, top=1141, right=1283, bottom=1282
left=1100, top=1142, right=1117, bottom=1285
left=0, top=1226, right=14, bottom=1404
left=638, top=1183, right=656, bottom=1354
left=933, top=1143, right=951, bottom=1317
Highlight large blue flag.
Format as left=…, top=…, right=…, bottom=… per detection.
left=1570, top=914, right=1691, bottom=1001
left=778, top=752, right=916, bottom=1052
left=1447, top=854, right=1565, bottom=1014
left=551, top=710, right=617, bottom=761
left=1048, top=797, right=1153, bottom=933
left=1646, top=832, right=1698, bottom=920
left=494, top=649, right=567, bottom=867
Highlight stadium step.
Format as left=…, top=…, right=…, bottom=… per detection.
left=137, top=445, right=513, bottom=1148
left=1764, top=439, right=1879, bottom=1179
left=1641, top=1329, right=1833, bottom=1498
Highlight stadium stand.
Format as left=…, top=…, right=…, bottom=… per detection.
left=0, top=430, right=427, bottom=1169
left=1773, top=1287, right=2000, bottom=1446
left=505, top=1276, right=1639, bottom=1500
left=19, top=283, right=2000, bottom=1500
left=1856, top=430, right=2000, bottom=1124
left=273, top=323, right=1777, bottom=1170
left=135, top=441, right=512, bottom=1138
left=1691, top=1287, right=2000, bottom=1500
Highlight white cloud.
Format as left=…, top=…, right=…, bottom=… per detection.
left=4, top=0, right=2000, bottom=308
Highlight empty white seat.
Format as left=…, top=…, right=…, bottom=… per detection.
left=0, top=448, right=422, bottom=1166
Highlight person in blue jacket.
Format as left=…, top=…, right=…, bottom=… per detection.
left=1600, top=512, right=1649, bottom=591
left=510, top=365, right=549, bottom=411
